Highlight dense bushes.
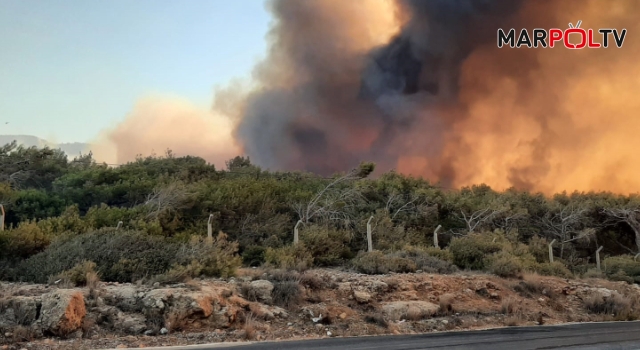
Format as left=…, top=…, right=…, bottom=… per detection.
left=352, top=251, right=417, bottom=274
left=11, top=229, right=179, bottom=283
left=6, top=229, right=241, bottom=283
left=2, top=144, right=640, bottom=284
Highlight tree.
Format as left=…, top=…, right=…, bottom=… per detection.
left=540, top=204, right=593, bottom=258
left=293, top=162, right=374, bottom=224
left=602, top=205, right=640, bottom=253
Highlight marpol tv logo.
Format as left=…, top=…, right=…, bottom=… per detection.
left=498, top=21, right=627, bottom=49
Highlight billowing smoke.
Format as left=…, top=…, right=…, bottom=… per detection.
left=98, top=0, right=640, bottom=194
left=228, top=0, right=640, bottom=194
left=92, top=97, right=240, bottom=168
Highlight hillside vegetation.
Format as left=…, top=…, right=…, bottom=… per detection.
left=1, top=141, right=640, bottom=285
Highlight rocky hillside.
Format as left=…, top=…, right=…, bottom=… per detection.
left=1, top=268, right=639, bottom=350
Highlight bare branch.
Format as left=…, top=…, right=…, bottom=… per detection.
left=144, top=182, right=193, bottom=219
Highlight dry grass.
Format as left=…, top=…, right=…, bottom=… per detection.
left=501, top=297, right=517, bottom=315
left=236, top=267, right=267, bottom=281
left=86, top=271, right=100, bottom=290
left=513, top=273, right=557, bottom=299
left=299, top=272, right=325, bottom=290
left=185, top=279, right=202, bottom=291
left=12, top=325, right=36, bottom=342
left=364, top=312, right=389, bottom=329
left=81, top=316, right=96, bottom=338
left=242, top=314, right=258, bottom=341
left=583, top=292, right=637, bottom=320
left=504, top=313, right=526, bottom=327
left=268, top=270, right=302, bottom=308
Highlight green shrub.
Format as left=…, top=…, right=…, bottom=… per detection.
left=242, top=245, right=266, bottom=267
left=527, top=235, right=549, bottom=264
left=583, top=268, right=604, bottom=279
left=351, top=251, right=417, bottom=275
left=0, top=221, right=50, bottom=259
left=533, top=261, right=572, bottom=278
left=267, top=270, right=302, bottom=308
left=264, top=244, right=314, bottom=271
left=421, top=246, right=454, bottom=262
left=14, top=229, right=180, bottom=283
left=488, top=251, right=523, bottom=278
left=36, top=205, right=88, bottom=236
left=54, top=260, right=98, bottom=286
left=388, top=246, right=458, bottom=274
left=603, top=256, right=640, bottom=282
left=300, top=225, right=353, bottom=266
left=174, top=232, right=242, bottom=278
left=449, top=233, right=502, bottom=270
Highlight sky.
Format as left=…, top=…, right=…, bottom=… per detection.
left=0, top=0, right=271, bottom=143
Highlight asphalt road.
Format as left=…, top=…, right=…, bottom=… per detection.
left=133, top=321, right=640, bottom=350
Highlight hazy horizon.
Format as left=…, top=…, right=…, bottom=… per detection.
left=0, top=0, right=271, bottom=144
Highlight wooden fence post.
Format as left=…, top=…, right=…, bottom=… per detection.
left=549, top=239, right=556, bottom=263
left=294, top=220, right=302, bottom=245
left=367, top=216, right=374, bottom=252
left=0, top=204, right=4, bottom=231
left=596, top=246, right=604, bottom=273
left=433, top=225, right=442, bottom=249
left=207, top=214, right=214, bottom=240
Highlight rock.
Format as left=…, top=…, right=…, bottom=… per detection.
left=327, top=331, right=332, bottom=336
left=369, top=281, right=389, bottom=293
left=271, top=306, right=289, bottom=318
left=339, top=313, right=347, bottom=320
left=116, top=345, right=127, bottom=349
left=141, top=289, right=175, bottom=311
left=337, top=283, right=352, bottom=293
left=40, top=290, right=86, bottom=336
left=0, top=296, right=39, bottom=329
left=160, top=327, right=169, bottom=335
left=380, top=301, right=439, bottom=321
left=103, top=285, right=140, bottom=312
left=171, top=292, right=216, bottom=318
left=287, top=322, right=293, bottom=326
left=354, top=290, right=372, bottom=303
left=247, top=280, right=274, bottom=304
left=116, top=314, right=147, bottom=334
left=144, top=330, right=155, bottom=336
left=441, top=320, right=449, bottom=325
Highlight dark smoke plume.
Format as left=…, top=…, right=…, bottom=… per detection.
left=235, top=0, right=526, bottom=184
left=86, top=0, right=639, bottom=194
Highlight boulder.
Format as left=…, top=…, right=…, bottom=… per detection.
left=115, top=313, right=147, bottom=334
left=380, top=301, right=439, bottom=321
left=246, top=280, right=274, bottom=304
left=103, top=285, right=140, bottom=312
left=354, top=290, right=372, bottom=303
left=141, top=289, right=176, bottom=311
left=40, top=290, right=86, bottom=336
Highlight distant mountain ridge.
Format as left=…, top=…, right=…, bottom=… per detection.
left=0, top=135, right=90, bottom=158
